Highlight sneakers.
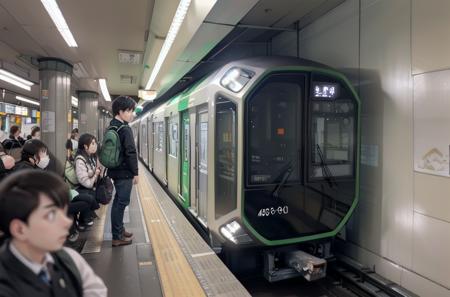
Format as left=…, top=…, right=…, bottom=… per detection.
left=67, top=230, right=79, bottom=242
left=77, top=220, right=94, bottom=231
left=112, top=237, right=132, bottom=247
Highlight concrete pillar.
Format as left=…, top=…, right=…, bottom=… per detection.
left=39, top=58, right=72, bottom=165
left=77, top=91, right=99, bottom=137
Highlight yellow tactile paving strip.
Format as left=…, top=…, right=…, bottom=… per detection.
left=137, top=176, right=206, bottom=297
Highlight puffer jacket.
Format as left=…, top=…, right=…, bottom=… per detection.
left=75, top=154, right=98, bottom=189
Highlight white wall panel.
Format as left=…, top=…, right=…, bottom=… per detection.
left=299, top=0, right=359, bottom=69
left=412, top=0, right=450, bottom=74
left=271, top=31, right=297, bottom=57
left=413, top=212, right=450, bottom=289
left=360, top=0, right=413, bottom=268
left=414, top=172, right=450, bottom=222
left=402, top=266, right=450, bottom=297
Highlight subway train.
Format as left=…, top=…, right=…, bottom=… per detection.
left=129, top=56, right=360, bottom=281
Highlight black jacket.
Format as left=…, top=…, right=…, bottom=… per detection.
left=0, top=157, right=11, bottom=181
left=2, top=136, right=25, bottom=150
left=0, top=243, right=82, bottom=297
left=106, top=118, right=138, bottom=180
left=13, top=160, right=36, bottom=172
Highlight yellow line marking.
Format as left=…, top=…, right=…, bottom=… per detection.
left=137, top=170, right=206, bottom=297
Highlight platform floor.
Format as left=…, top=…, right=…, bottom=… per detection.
left=75, top=162, right=249, bottom=297
left=81, top=186, right=162, bottom=297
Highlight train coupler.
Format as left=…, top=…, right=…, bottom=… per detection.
left=264, top=250, right=327, bottom=282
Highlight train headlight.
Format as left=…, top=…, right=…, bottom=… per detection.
left=220, top=67, right=254, bottom=93
left=220, top=220, right=253, bottom=244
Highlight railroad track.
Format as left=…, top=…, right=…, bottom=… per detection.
left=326, top=255, right=420, bottom=297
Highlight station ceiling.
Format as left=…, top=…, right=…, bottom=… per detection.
left=0, top=0, right=344, bottom=101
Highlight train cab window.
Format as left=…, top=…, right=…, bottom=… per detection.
left=246, top=74, right=303, bottom=186
left=309, top=80, right=356, bottom=180
left=169, top=116, right=178, bottom=157
left=215, top=96, right=237, bottom=218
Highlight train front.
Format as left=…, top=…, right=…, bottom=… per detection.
left=218, top=60, right=360, bottom=281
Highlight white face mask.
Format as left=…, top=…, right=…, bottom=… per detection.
left=36, top=155, right=50, bottom=169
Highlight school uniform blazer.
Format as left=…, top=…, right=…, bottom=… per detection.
left=0, top=243, right=107, bottom=297
left=0, top=243, right=81, bottom=297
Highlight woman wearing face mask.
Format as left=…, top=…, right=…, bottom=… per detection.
left=74, top=134, right=102, bottom=226
left=14, top=139, right=50, bottom=171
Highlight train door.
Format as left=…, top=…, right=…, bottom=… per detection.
left=179, top=110, right=190, bottom=208
left=196, top=107, right=208, bottom=226
left=165, top=117, right=169, bottom=184
left=147, top=115, right=153, bottom=170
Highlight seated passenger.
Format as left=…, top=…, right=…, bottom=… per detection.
left=14, top=140, right=95, bottom=234
left=14, top=140, right=50, bottom=172
left=66, top=189, right=92, bottom=242
left=75, top=134, right=101, bottom=209
left=0, top=170, right=107, bottom=297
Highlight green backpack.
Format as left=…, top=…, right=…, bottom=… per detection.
left=99, top=125, right=124, bottom=168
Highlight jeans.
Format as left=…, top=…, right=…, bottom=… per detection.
left=111, top=178, right=133, bottom=240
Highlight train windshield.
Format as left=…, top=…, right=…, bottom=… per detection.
left=246, top=74, right=304, bottom=186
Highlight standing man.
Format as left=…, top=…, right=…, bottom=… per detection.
left=107, top=96, right=138, bottom=247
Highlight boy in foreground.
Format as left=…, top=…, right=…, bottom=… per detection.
left=0, top=170, right=107, bottom=297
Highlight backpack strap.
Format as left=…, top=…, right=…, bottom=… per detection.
left=109, top=124, right=124, bottom=133
left=52, top=249, right=83, bottom=297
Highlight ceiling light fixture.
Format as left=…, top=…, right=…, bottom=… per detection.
left=144, top=0, right=192, bottom=90
left=138, top=89, right=157, bottom=101
left=99, top=79, right=111, bottom=101
left=0, top=69, right=34, bottom=91
left=16, top=95, right=40, bottom=106
left=71, top=96, right=78, bottom=107
left=40, top=0, right=78, bottom=47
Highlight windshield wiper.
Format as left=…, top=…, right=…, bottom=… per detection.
left=272, top=160, right=294, bottom=198
left=316, top=144, right=337, bottom=188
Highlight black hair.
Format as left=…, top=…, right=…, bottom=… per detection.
left=77, top=133, right=96, bottom=153
left=0, top=170, right=70, bottom=237
left=112, top=96, right=136, bottom=116
left=70, top=128, right=79, bottom=139
left=21, top=139, right=48, bottom=162
left=9, top=125, right=20, bottom=136
left=31, top=126, right=40, bottom=137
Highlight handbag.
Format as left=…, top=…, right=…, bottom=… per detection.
left=95, top=171, right=114, bottom=205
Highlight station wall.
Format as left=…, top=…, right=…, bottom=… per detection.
left=271, top=0, right=450, bottom=296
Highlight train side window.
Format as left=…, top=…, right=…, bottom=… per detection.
left=215, top=96, right=237, bottom=219
left=169, top=115, right=178, bottom=157
left=155, top=121, right=164, bottom=152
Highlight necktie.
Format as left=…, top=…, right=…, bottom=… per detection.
left=38, top=269, right=50, bottom=285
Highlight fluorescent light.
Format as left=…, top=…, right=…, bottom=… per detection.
left=138, top=89, right=157, bottom=101
left=99, top=79, right=111, bottom=101
left=145, top=0, right=191, bottom=90
left=0, top=69, right=34, bottom=91
left=40, top=0, right=78, bottom=47
left=16, top=96, right=40, bottom=106
left=71, top=96, right=78, bottom=107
